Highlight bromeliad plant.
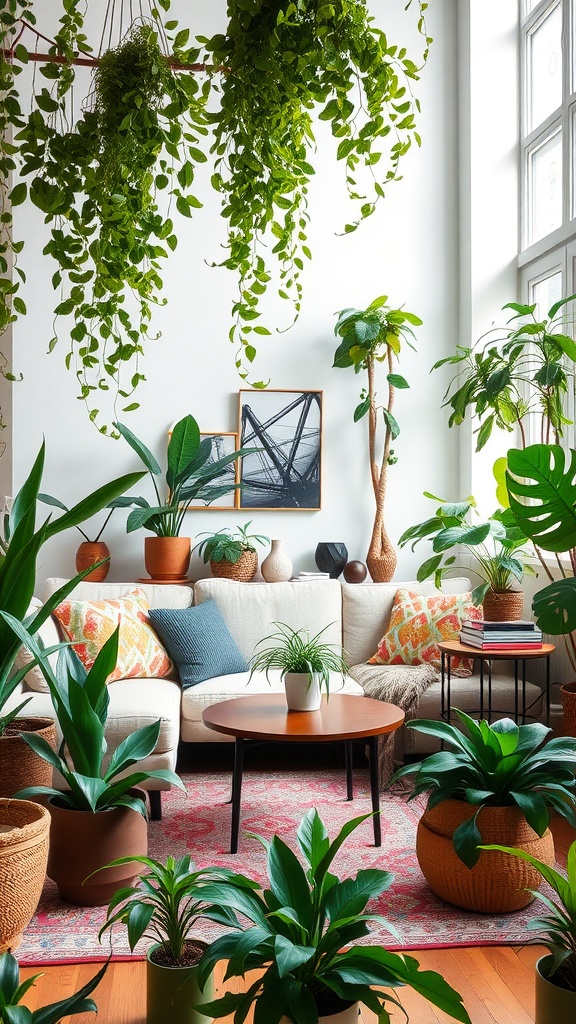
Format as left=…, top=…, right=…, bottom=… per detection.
left=194, top=522, right=269, bottom=566
left=0, top=951, right=107, bottom=1023
left=249, top=622, right=349, bottom=697
left=4, top=624, right=185, bottom=814
left=391, top=711, right=576, bottom=868
left=195, top=808, right=471, bottom=1024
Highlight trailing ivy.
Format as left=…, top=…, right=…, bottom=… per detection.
left=203, top=0, right=431, bottom=383
left=15, top=8, right=208, bottom=431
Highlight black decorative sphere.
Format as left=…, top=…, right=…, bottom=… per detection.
left=315, top=542, right=348, bottom=579
left=343, top=560, right=368, bottom=584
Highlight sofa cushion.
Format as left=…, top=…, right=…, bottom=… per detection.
left=193, top=579, right=343, bottom=663
left=13, top=601, right=60, bottom=693
left=149, top=601, right=248, bottom=687
left=342, top=577, right=472, bottom=665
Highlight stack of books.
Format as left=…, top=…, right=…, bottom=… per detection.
left=295, top=571, right=331, bottom=582
left=460, top=619, right=544, bottom=651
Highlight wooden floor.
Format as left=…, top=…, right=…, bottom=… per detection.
left=17, top=743, right=576, bottom=1024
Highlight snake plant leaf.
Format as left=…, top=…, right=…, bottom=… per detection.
left=506, top=445, right=576, bottom=552
left=532, top=578, right=576, bottom=635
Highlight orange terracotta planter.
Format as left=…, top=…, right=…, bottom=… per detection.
left=144, top=537, right=191, bottom=580
left=75, top=541, right=110, bottom=581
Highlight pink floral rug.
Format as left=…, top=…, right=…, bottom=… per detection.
left=18, top=769, right=541, bottom=965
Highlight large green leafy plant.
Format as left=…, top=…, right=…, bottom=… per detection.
left=0, top=952, right=107, bottom=1023
left=332, top=296, right=422, bottom=581
left=391, top=711, right=576, bottom=868
left=4, top=624, right=184, bottom=814
left=0, top=442, right=143, bottom=734
left=196, top=808, right=471, bottom=1024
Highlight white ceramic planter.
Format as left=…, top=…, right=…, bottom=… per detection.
left=284, top=671, right=322, bottom=711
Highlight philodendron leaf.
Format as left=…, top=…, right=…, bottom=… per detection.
left=452, top=812, right=482, bottom=867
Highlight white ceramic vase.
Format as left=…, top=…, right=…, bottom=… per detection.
left=283, top=671, right=322, bottom=711
left=261, top=539, right=293, bottom=582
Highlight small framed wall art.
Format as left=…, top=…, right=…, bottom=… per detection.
left=238, top=390, right=322, bottom=510
left=186, top=432, right=240, bottom=510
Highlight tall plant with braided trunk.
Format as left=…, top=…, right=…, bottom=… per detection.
left=333, top=296, right=422, bottom=581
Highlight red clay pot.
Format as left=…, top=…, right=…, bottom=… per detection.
left=75, top=541, right=110, bottom=582
left=144, top=537, right=191, bottom=580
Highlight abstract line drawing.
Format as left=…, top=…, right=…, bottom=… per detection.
left=186, top=432, right=239, bottom=509
left=238, top=390, right=322, bottom=510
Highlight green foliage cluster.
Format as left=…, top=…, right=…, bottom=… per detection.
left=195, top=808, right=472, bottom=1024
left=0, top=951, right=107, bottom=1023
left=194, top=521, right=269, bottom=564
left=392, top=710, right=576, bottom=869
left=249, top=621, right=348, bottom=697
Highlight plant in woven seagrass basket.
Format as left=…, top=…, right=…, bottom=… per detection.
left=98, top=854, right=240, bottom=1024
left=391, top=710, right=576, bottom=913
left=194, top=807, right=472, bottom=1024
left=0, top=441, right=143, bottom=799
left=332, top=297, right=422, bottom=582
left=193, top=522, right=269, bottom=582
left=249, top=621, right=349, bottom=712
left=0, top=798, right=50, bottom=954
left=0, top=951, right=107, bottom=1022
left=480, top=839, right=576, bottom=1023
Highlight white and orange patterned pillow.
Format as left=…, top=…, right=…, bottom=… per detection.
left=368, top=589, right=483, bottom=677
left=52, top=589, right=172, bottom=683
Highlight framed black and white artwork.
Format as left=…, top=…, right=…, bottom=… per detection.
left=186, top=432, right=239, bottom=510
left=238, top=390, right=322, bottom=510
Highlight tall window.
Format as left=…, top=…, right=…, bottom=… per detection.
left=519, top=0, right=576, bottom=443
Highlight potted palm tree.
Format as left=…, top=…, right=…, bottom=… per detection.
left=195, top=808, right=471, bottom=1024
left=98, top=854, right=239, bottom=1024
left=193, top=521, right=269, bottom=581
left=116, top=414, right=251, bottom=580
left=249, top=621, right=349, bottom=711
left=0, top=951, right=108, bottom=1022
left=391, top=710, right=576, bottom=912
left=4, top=620, right=185, bottom=907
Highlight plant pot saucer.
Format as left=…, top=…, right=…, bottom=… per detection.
left=137, top=576, right=192, bottom=585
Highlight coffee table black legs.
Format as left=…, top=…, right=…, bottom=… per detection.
left=344, top=740, right=354, bottom=800
left=368, top=735, right=381, bottom=847
left=230, top=737, right=244, bottom=854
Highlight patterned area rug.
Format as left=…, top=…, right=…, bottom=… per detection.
left=18, top=769, right=541, bottom=965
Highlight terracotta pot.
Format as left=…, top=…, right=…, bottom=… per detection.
left=145, top=537, right=191, bottom=580
left=284, top=672, right=322, bottom=712
left=416, top=798, right=555, bottom=912
left=535, top=954, right=576, bottom=1024
left=0, top=717, right=57, bottom=799
left=47, top=790, right=148, bottom=906
left=147, top=941, right=214, bottom=1024
left=560, top=681, right=576, bottom=736
left=210, top=549, right=257, bottom=581
left=281, top=1002, right=359, bottom=1023
left=75, top=541, right=110, bottom=582
left=0, top=798, right=50, bottom=952
left=482, top=590, right=525, bottom=622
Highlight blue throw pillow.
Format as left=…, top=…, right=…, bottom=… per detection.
left=149, top=599, right=248, bottom=687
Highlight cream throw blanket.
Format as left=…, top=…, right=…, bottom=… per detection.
left=348, top=662, right=440, bottom=788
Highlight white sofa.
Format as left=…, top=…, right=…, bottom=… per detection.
left=7, top=575, right=544, bottom=817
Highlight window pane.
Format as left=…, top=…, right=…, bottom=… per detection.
left=531, top=270, right=563, bottom=317
left=528, top=3, right=562, bottom=131
left=528, top=129, right=562, bottom=243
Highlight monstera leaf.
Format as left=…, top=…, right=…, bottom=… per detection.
left=506, top=445, right=576, bottom=553
left=532, top=578, right=576, bottom=636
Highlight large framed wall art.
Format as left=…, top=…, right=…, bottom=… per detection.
left=237, top=390, right=322, bottom=510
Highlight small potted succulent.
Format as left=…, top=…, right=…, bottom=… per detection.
left=249, top=621, right=349, bottom=711
left=99, top=854, right=239, bottom=1024
left=0, top=951, right=107, bottom=1022
left=196, top=808, right=472, bottom=1024
left=193, top=521, right=269, bottom=581
left=391, top=710, right=576, bottom=913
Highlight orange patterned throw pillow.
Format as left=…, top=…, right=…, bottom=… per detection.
left=52, top=589, right=173, bottom=683
left=368, top=589, right=483, bottom=677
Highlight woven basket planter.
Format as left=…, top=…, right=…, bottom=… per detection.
left=482, top=590, right=525, bottom=622
left=560, top=681, right=576, bottom=736
left=0, top=717, right=57, bottom=800
left=0, top=798, right=50, bottom=952
left=210, top=550, right=258, bottom=581
left=416, top=798, right=555, bottom=912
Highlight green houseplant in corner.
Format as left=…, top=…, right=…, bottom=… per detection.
left=0, top=951, right=108, bottom=1023
left=391, top=710, right=576, bottom=913
left=249, top=622, right=349, bottom=712
left=195, top=808, right=471, bottom=1024
left=194, top=522, right=269, bottom=582
left=4, top=622, right=185, bottom=907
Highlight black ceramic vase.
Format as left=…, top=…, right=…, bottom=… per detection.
left=315, top=542, right=348, bottom=579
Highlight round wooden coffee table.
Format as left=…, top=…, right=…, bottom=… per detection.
left=202, top=694, right=404, bottom=853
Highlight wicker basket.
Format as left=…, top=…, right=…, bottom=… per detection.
left=482, top=590, right=525, bottom=622
left=0, top=718, right=57, bottom=799
left=416, top=799, right=555, bottom=912
left=210, top=550, right=258, bottom=582
left=561, top=682, right=576, bottom=736
left=0, top=798, right=50, bottom=952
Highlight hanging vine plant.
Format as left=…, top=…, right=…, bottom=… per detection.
left=203, top=0, right=431, bottom=384
left=13, top=4, right=209, bottom=431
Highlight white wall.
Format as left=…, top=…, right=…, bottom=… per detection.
left=8, top=0, right=461, bottom=585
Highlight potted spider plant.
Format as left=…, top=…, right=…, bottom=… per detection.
left=0, top=952, right=108, bottom=1023
left=98, top=854, right=240, bottom=1024
left=193, top=521, right=269, bottom=581
left=391, top=710, right=576, bottom=913
left=196, top=808, right=471, bottom=1024
left=480, top=840, right=576, bottom=1023
left=249, top=622, right=349, bottom=711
